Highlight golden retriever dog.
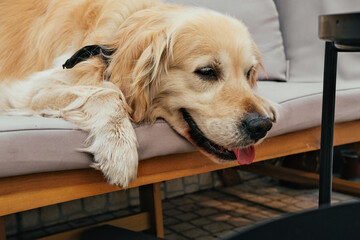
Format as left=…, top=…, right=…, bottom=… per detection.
left=0, top=0, right=277, bottom=187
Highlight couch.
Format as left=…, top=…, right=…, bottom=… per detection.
left=1, top=0, right=360, bottom=239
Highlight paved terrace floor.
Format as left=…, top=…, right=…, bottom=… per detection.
left=162, top=172, right=359, bottom=240
left=6, top=172, right=359, bottom=239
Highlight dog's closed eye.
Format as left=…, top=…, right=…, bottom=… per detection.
left=246, top=66, right=255, bottom=79
left=194, top=66, right=218, bottom=80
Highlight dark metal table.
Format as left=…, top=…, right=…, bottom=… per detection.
left=318, top=12, right=360, bottom=206
left=225, top=201, right=360, bottom=240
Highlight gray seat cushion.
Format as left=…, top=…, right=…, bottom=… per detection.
left=0, top=116, right=195, bottom=177
left=258, top=81, right=360, bottom=137
left=1, top=80, right=360, bottom=178
left=274, top=0, right=360, bottom=83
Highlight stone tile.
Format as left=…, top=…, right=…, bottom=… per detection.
left=44, top=223, right=71, bottom=235
left=265, top=200, right=288, bottom=209
left=162, top=202, right=175, bottom=210
left=280, top=205, right=303, bottom=213
left=164, top=217, right=180, bottom=226
left=202, top=222, right=233, bottom=233
left=185, top=184, right=200, bottom=194
left=83, top=195, right=107, bottom=213
left=164, top=209, right=183, bottom=217
left=195, top=208, right=219, bottom=216
left=167, top=191, right=186, bottom=198
left=245, top=212, right=270, bottom=221
left=171, top=197, right=194, bottom=206
left=93, top=213, right=114, bottom=222
left=212, top=172, right=223, bottom=188
left=215, top=230, right=239, bottom=239
left=183, top=228, right=209, bottom=238
left=294, top=201, right=318, bottom=210
left=165, top=233, right=189, bottom=240
left=4, top=214, right=17, bottom=235
left=228, top=216, right=253, bottom=227
left=280, top=197, right=300, bottom=204
left=215, top=203, right=236, bottom=211
left=164, top=227, right=174, bottom=235
left=247, top=195, right=273, bottom=203
left=203, top=190, right=225, bottom=198
left=188, top=194, right=211, bottom=202
left=166, top=178, right=185, bottom=194
left=258, top=210, right=283, bottom=218
left=68, top=217, right=96, bottom=228
left=201, top=199, right=222, bottom=207
left=242, top=205, right=261, bottom=213
left=268, top=193, right=292, bottom=201
left=160, top=183, right=166, bottom=200
left=199, top=172, right=213, bottom=189
left=177, top=203, right=198, bottom=212
left=208, top=213, right=232, bottom=221
left=228, top=201, right=250, bottom=209
left=332, top=193, right=359, bottom=202
left=40, top=205, right=61, bottom=226
left=190, top=217, right=212, bottom=226
left=228, top=206, right=253, bottom=216
left=67, top=213, right=88, bottom=221
left=61, top=199, right=83, bottom=216
left=169, top=222, right=195, bottom=232
left=20, top=209, right=40, bottom=230
left=175, top=213, right=198, bottom=221
left=184, top=175, right=199, bottom=185
left=228, top=210, right=251, bottom=217
left=18, top=229, right=47, bottom=239
left=195, top=236, right=217, bottom=240
left=107, top=191, right=128, bottom=210
left=128, top=188, right=140, bottom=206
left=238, top=171, right=259, bottom=181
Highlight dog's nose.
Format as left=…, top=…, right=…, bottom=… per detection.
left=242, top=113, right=273, bottom=142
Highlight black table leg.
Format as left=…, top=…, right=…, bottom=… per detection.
left=319, top=41, right=338, bottom=206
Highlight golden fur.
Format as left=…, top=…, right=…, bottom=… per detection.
left=0, top=0, right=277, bottom=187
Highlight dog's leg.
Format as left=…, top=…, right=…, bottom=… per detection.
left=61, top=85, right=139, bottom=187
left=1, top=70, right=138, bottom=187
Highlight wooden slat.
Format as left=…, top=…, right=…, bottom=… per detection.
left=139, top=183, right=164, bottom=238
left=37, top=212, right=150, bottom=240
left=217, top=168, right=243, bottom=186
left=1, top=120, right=360, bottom=216
left=241, top=163, right=360, bottom=197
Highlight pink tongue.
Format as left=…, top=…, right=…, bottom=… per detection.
left=233, top=146, right=255, bottom=165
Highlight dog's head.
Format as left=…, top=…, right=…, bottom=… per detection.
left=107, top=6, right=277, bottom=165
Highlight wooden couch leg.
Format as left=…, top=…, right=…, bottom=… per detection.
left=217, top=168, right=242, bottom=186
left=139, top=182, right=164, bottom=238
left=0, top=216, right=6, bottom=240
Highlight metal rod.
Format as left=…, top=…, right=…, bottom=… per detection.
left=319, top=41, right=338, bottom=207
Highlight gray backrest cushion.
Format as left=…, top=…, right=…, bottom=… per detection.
left=274, top=0, right=360, bottom=82
left=165, top=0, right=287, bottom=81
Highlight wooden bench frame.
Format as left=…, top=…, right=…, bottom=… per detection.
left=1, top=120, right=360, bottom=239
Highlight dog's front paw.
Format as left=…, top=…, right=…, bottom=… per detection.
left=85, top=127, right=139, bottom=188
left=91, top=146, right=138, bottom=187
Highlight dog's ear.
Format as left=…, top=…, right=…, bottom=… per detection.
left=106, top=9, right=175, bottom=122
left=131, top=33, right=171, bottom=122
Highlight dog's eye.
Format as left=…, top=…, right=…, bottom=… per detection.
left=194, top=66, right=218, bottom=80
left=246, top=66, right=255, bottom=79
